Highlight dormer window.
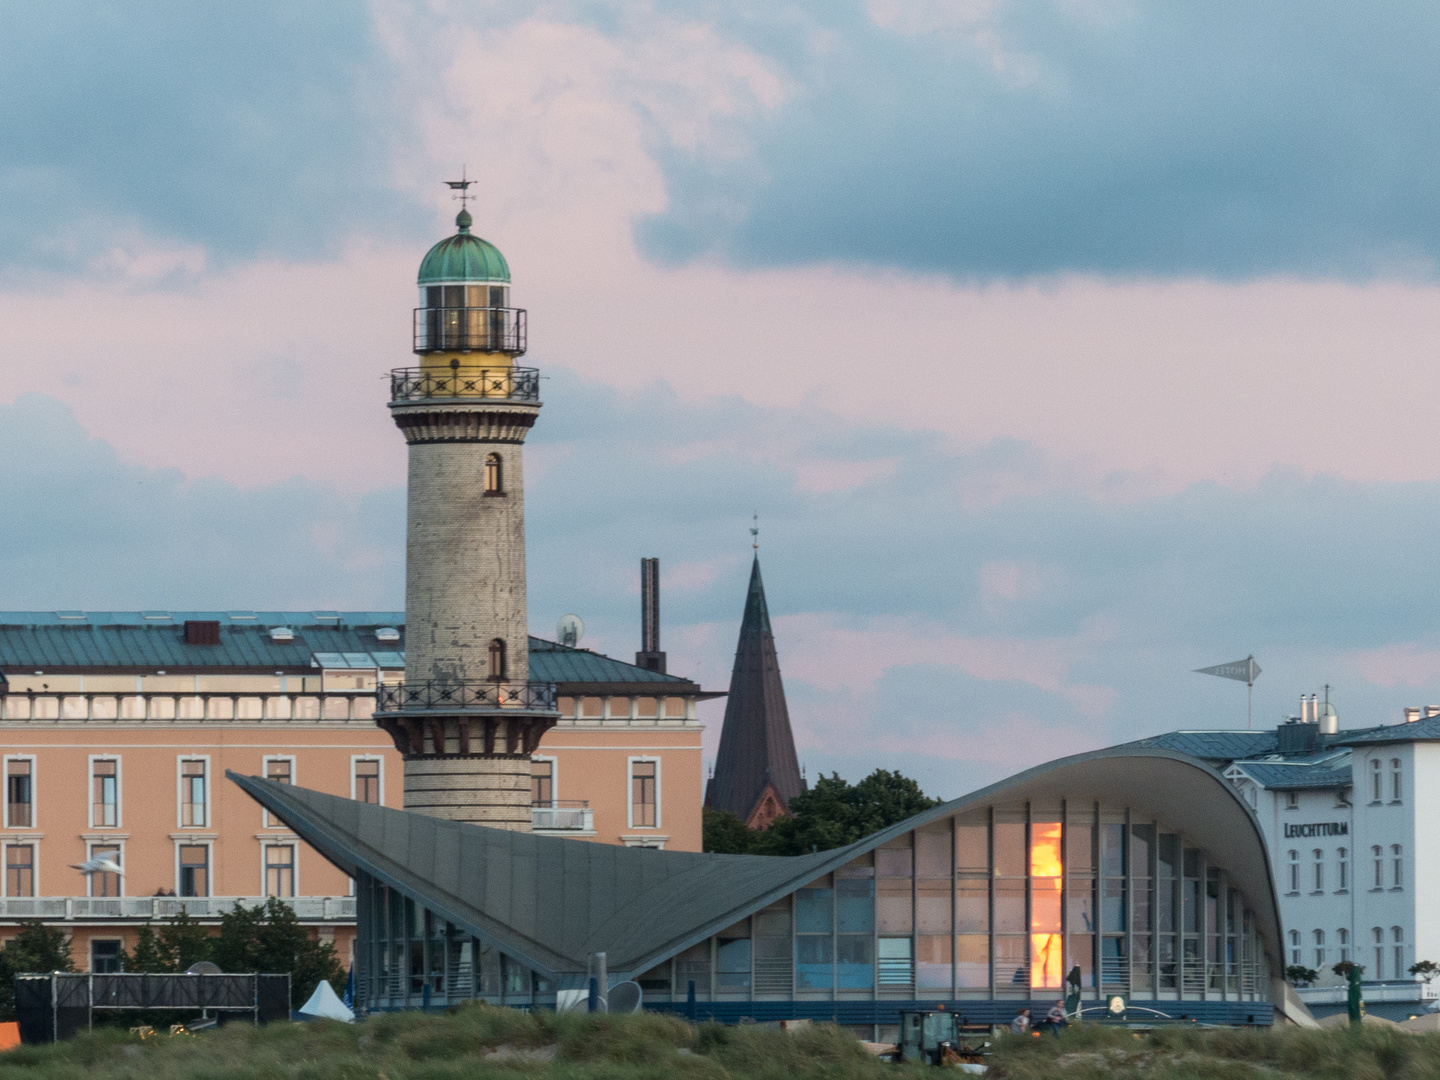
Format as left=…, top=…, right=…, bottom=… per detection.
left=1285, top=791, right=1300, bottom=809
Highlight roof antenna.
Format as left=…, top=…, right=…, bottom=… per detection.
left=750, top=512, right=759, bottom=551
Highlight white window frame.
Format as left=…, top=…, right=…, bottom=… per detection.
left=530, top=754, right=557, bottom=807
left=261, top=755, right=297, bottom=827
left=176, top=756, right=211, bottom=829
left=626, top=756, right=661, bottom=830
left=1286, top=849, right=1299, bottom=893
left=87, top=755, right=122, bottom=830
left=1392, top=844, right=1404, bottom=889
left=1390, top=758, right=1403, bottom=802
left=1370, top=758, right=1382, bottom=803
left=3, top=755, right=37, bottom=830
left=349, top=755, right=385, bottom=805
left=86, top=839, right=125, bottom=899
left=2, top=840, right=38, bottom=898
left=260, top=840, right=299, bottom=898
left=174, top=839, right=212, bottom=898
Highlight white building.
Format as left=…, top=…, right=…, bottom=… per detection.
left=1131, top=703, right=1440, bottom=1015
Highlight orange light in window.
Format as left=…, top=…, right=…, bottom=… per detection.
left=1031, top=822, right=1062, bottom=877
left=1031, top=933, right=1063, bottom=988
left=1031, top=822, right=1064, bottom=988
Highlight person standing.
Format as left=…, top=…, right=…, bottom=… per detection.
left=1009, top=1008, right=1031, bottom=1035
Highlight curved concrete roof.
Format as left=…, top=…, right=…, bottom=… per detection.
left=228, top=745, right=1282, bottom=985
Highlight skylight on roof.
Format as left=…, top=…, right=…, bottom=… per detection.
left=342, top=653, right=375, bottom=668
left=371, top=651, right=405, bottom=669
left=142, top=611, right=172, bottom=621
left=375, top=627, right=401, bottom=642
left=227, top=612, right=258, bottom=620
left=312, top=652, right=349, bottom=668
left=55, top=611, right=86, bottom=620
left=313, top=612, right=341, bottom=621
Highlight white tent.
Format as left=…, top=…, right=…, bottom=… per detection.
left=297, top=979, right=355, bottom=1023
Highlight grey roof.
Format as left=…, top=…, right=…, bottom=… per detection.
left=1123, top=730, right=1280, bottom=761
left=529, top=638, right=698, bottom=689
left=0, top=613, right=705, bottom=691
left=1229, top=760, right=1353, bottom=790
left=228, top=770, right=836, bottom=983
left=1334, top=715, right=1440, bottom=746
left=228, top=744, right=1284, bottom=985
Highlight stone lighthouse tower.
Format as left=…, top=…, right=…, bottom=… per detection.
left=374, top=191, right=558, bottom=831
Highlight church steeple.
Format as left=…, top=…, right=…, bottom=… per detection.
left=705, top=554, right=805, bottom=828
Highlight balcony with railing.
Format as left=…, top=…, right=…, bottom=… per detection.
left=0, top=895, right=356, bottom=922
left=0, top=690, right=378, bottom=723
left=530, top=800, right=592, bottom=833
left=413, top=306, right=526, bottom=355
left=376, top=679, right=557, bottom=715
left=389, top=365, right=540, bottom=403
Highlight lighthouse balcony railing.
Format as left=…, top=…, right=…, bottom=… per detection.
left=413, top=306, right=527, bottom=355
left=376, top=679, right=558, bottom=713
left=390, top=365, right=540, bottom=403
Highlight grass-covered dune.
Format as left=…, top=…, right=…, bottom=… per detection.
left=5, top=1006, right=1440, bottom=1080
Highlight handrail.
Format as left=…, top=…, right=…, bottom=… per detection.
left=376, top=679, right=557, bottom=713
left=389, top=365, right=540, bottom=403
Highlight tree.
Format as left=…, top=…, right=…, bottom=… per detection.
left=1333, top=960, right=1365, bottom=980
left=703, top=770, right=941, bottom=856
left=1410, top=959, right=1439, bottom=986
left=703, top=808, right=758, bottom=854
left=1286, top=964, right=1320, bottom=987
left=213, top=899, right=344, bottom=1006
left=126, top=911, right=215, bottom=973
left=0, top=921, right=75, bottom=1019
left=755, top=771, right=940, bottom=856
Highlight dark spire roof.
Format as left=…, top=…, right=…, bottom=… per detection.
left=705, top=556, right=804, bottom=823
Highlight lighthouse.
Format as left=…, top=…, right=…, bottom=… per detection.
left=374, top=187, right=558, bottom=831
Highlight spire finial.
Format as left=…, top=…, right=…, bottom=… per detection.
left=445, top=167, right=474, bottom=232
left=750, top=512, right=758, bottom=551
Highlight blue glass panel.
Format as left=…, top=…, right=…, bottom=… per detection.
left=837, top=935, right=874, bottom=989
left=837, top=877, right=874, bottom=933
left=796, top=887, right=834, bottom=934
left=1100, top=824, right=1126, bottom=877
left=796, top=935, right=834, bottom=989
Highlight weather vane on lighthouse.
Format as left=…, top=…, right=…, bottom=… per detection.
left=444, top=167, right=474, bottom=208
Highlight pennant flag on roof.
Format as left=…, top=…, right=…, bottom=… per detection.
left=1195, top=656, right=1261, bottom=685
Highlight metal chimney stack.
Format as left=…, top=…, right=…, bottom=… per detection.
left=636, top=557, right=667, bottom=673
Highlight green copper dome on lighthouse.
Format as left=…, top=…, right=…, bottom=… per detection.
left=418, top=209, right=511, bottom=284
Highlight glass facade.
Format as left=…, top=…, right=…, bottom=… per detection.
left=353, top=799, right=1272, bottom=1013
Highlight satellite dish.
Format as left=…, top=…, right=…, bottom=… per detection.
left=557, top=614, right=584, bottom=648
left=186, top=961, right=223, bottom=975
left=607, top=980, right=643, bottom=1013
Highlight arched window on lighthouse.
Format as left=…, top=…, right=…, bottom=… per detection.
left=485, top=453, right=503, bottom=494
left=488, top=638, right=507, bottom=682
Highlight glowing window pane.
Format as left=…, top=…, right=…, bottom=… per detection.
left=1031, top=822, right=1063, bottom=878
left=1031, top=932, right=1063, bottom=988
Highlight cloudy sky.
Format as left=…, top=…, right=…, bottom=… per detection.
left=4, top=1, right=1440, bottom=799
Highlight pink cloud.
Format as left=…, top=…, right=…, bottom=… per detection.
left=1340, top=643, right=1440, bottom=689
left=8, top=6, right=1440, bottom=509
